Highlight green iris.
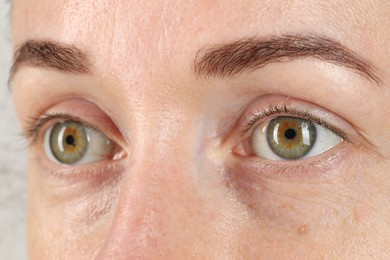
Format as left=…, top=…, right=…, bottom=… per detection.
left=267, top=116, right=317, bottom=160
left=49, top=121, right=88, bottom=164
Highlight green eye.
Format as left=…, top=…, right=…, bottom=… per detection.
left=267, top=117, right=316, bottom=159
left=45, top=121, right=119, bottom=165
left=49, top=122, right=88, bottom=164
left=250, top=116, right=343, bottom=160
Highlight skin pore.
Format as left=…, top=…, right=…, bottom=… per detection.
left=11, top=0, right=390, bottom=259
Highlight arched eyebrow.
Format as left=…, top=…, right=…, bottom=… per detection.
left=9, top=40, right=91, bottom=84
left=9, top=35, right=383, bottom=87
left=194, top=35, right=382, bottom=86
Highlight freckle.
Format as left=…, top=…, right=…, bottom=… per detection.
left=297, top=225, right=310, bottom=236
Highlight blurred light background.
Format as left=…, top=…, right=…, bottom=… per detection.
left=0, top=0, right=28, bottom=259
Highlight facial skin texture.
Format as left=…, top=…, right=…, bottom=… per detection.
left=11, top=0, right=390, bottom=259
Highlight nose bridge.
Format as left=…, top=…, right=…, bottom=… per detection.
left=96, top=110, right=204, bottom=259
left=96, top=163, right=181, bottom=259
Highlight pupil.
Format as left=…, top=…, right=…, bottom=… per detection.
left=284, top=128, right=296, bottom=139
left=65, top=135, right=75, bottom=146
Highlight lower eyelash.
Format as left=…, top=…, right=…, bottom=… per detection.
left=240, top=103, right=350, bottom=143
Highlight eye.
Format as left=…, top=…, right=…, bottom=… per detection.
left=248, top=116, right=343, bottom=160
left=44, top=121, right=120, bottom=165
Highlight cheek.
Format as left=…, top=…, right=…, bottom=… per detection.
left=223, top=148, right=375, bottom=238
left=27, top=162, right=121, bottom=258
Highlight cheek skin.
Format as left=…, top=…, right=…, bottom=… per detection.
left=27, top=162, right=122, bottom=258
left=222, top=145, right=390, bottom=255
left=28, top=150, right=252, bottom=258
left=226, top=149, right=348, bottom=228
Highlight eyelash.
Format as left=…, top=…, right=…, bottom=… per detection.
left=24, top=102, right=349, bottom=167
left=239, top=103, right=351, bottom=143
left=24, top=112, right=99, bottom=144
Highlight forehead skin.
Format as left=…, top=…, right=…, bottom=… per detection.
left=12, top=0, right=390, bottom=82
left=11, top=0, right=390, bottom=259
left=12, top=1, right=390, bottom=164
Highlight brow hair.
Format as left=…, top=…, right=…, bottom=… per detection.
left=194, top=35, right=382, bottom=85
left=10, top=40, right=91, bottom=81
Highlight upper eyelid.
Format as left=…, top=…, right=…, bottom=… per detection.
left=25, top=113, right=99, bottom=144
left=26, top=101, right=350, bottom=146
left=239, top=103, right=351, bottom=143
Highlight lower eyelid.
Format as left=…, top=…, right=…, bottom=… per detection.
left=231, top=142, right=350, bottom=180
left=224, top=159, right=347, bottom=230
left=34, top=151, right=126, bottom=187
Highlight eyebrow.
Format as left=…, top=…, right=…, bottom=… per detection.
left=10, top=40, right=91, bottom=82
left=10, top=36, right=382, bottom=86
left=194, top=35, right=382, bottom=85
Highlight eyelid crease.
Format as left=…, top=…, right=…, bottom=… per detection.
left=240, top=103, right=351, bottom=143
left=25, top=113, right=99, bottom=145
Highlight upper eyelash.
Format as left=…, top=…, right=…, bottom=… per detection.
left=240, top=103, right=351, bottom=143
left=25, top=113, right=98, bottom=144
left=25, top=105, right=350, bottom=146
